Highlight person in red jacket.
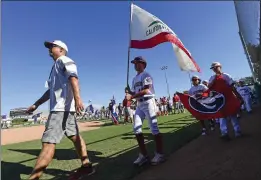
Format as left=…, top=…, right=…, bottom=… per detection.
left=173, top=93, right=181, bottom=114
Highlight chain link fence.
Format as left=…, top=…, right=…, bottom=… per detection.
left=234, top=1, right=261, bottom=101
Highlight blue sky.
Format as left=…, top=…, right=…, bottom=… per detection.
left=2, top=1, right=252, bottom=115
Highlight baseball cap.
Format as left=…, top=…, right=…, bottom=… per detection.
left=191, top=75, right=200, bottom=80
left=210, top=62, right=221, bottom=69
left=44, top=40, right=68, bottom=52
left=131, top=56, right=147, bottom=68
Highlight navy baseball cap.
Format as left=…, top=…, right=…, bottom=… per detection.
left=131, top=56, right=147, bottom=68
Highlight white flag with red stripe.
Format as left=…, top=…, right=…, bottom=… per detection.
left=130, top=4, right=200, bottom=72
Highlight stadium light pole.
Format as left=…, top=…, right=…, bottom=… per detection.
left=161, top=66, right=170, bottom=98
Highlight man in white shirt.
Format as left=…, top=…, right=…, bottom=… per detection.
left=237, top=80, right=253, bottom=113
left=209, top=62, right=244, bottom=140
left=188, top=76, right=215, bottom=135
left=27, top=40, right=94, bottom=180
left=125, top=56, right=165, bottom=166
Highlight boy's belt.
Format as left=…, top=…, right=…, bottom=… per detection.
left=139, top=97, right=153, bottom=102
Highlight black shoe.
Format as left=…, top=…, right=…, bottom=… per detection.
left=68, top=163, right=95, bottom=180
left=220, top=134, right=230, bottom=141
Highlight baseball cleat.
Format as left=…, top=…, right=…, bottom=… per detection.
left=201, top=128, right=207, bottom=136
left=235, top=131, right=242, bottom=138
left=220, top=134, right=230, bottom=141
left=133, top=153, right=149, bottom=166
left=151, top=153, right=166, bottom=165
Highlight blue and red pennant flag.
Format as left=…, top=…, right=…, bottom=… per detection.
left=178, top=76, right=241, bottom=120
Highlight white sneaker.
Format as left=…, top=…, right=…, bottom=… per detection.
left=151, top=153, right=165, bottom=165
left=201, top=128, right=207, bottom=136
left=133, top=153, right=149, bottom=166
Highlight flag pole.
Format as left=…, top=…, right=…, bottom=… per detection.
left=188, top=72, right=192, bottom=87
left=126, top=2, right=133, bottom=88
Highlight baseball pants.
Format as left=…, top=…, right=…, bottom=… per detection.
left=243, top=95, right=252, bottom=112
left=219, top=115, right=241, bottom=136
left=133, top=98, right=160, bottom=135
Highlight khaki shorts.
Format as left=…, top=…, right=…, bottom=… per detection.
left=42, top=111, right=79, bottom=144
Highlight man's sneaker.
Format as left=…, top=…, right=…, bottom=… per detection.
left=151, top=153, right=165, bottom=165
left=133, top=153, right=149, bottom=166
left=210, top=126, right=215, bottom=131
left=220, top=134, right=230, bottom=141
left=68, top=163, right=95, bottom=180
left=201, top=128, right=207, bottom=136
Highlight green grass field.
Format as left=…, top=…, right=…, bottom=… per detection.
left=2, top=113, right=201, bottom=180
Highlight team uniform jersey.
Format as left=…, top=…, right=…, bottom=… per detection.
left=237, top=85, right=252, bottom=112
left=131, top=71, right=159, bottom=135
left=162, top=97, right=167, bottom=105
left=173, top=95, right=180, bottom=103
left=131, top=71, right=155, bottom=99
left=237, top=86, right=252, bottom=97
left=188, top=84, right=208, bottom=96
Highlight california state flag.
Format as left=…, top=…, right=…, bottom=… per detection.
left=130, top=4, right=200, bottom=72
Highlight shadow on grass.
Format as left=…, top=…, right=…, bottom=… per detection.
left=8, top=149, right=103, bottom=163
left=1, top=161, right=72, bottom=180
left=85, top=115, right=195, bottom=146
left=4, top=115, right=200, bottom=180
left=3, top=149, right=104, bottom=180
left=85, top=122, right=201, bottom=180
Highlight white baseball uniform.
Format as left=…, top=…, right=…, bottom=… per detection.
left=188, top=84, right=208, bottom=96
left=131, top=71, right=159, bottom=135
left=237, top=86, right=252, bottom=112
left=208, top=73, right=241, bottom=136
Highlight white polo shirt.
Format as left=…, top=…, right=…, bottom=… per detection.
left=47, top=55, right=78, bottom=112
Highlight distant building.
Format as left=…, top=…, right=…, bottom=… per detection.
left=9, top=107, right=32, bottom=119
left=8, top=107, right=49, bottom=121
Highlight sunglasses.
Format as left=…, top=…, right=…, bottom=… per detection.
left=192, top=78, right=198, bottom=81
left=211, top=66, right=219, bottom=70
